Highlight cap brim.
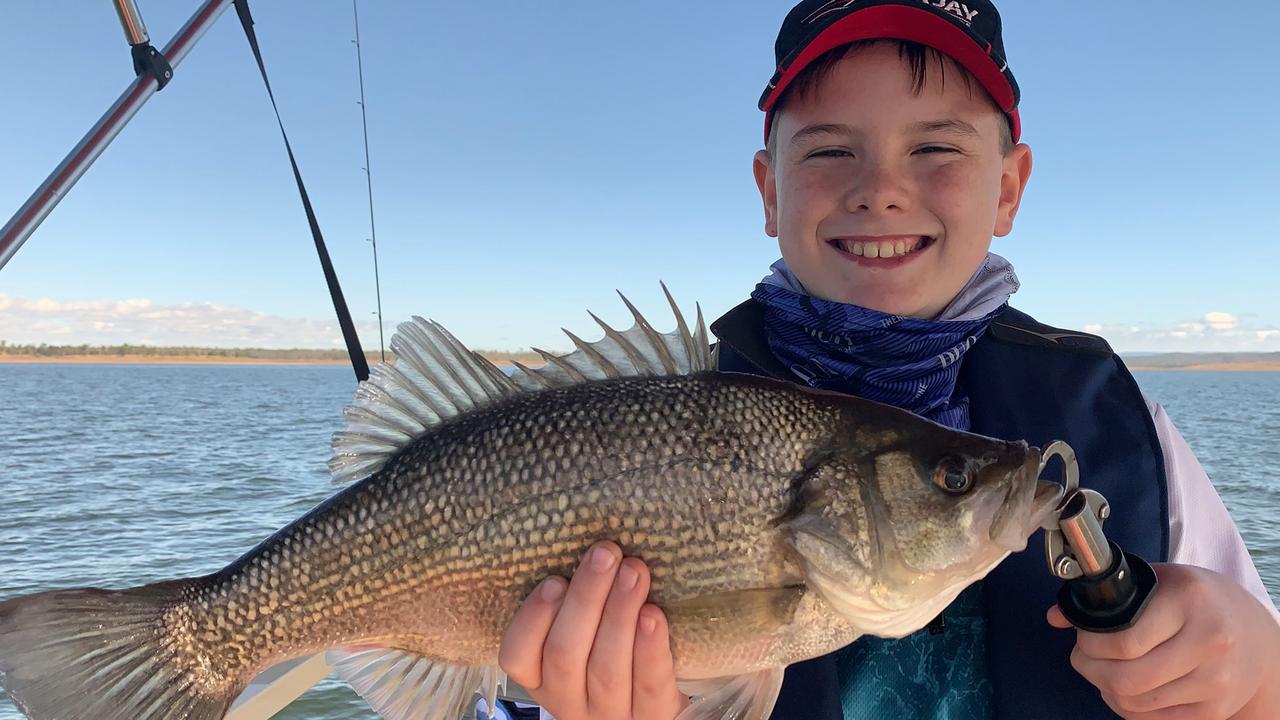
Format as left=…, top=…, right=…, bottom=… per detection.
left=761, top=5, right=1019, bottom=142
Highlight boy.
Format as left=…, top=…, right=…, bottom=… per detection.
left=498, top=1, right=1280, bottom=718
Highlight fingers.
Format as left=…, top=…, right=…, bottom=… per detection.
left=537, top=542, right=625, bottom=715
left=1096, top=666, right=1224, bottom=717
left=632, top=604, right=692, bottom=720
left=1070, top=634, right=1198, bottom=708
left=1046, top=604, right=1071, bottom=629
left=1098, top=691, right=1204, bottom=720
left=1075, top=621, right=1178, bottom=664
left=1047, top=600, right=1182, bottom=665
left=585, top=557, right=650, bottom=715
left=498, top=542, right=689, bottom=720
left=499, top=575, right=568, bottom=691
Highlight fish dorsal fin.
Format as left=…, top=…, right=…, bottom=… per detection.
left=510, top=282, right=714, bottom=390
left=327, top=647, right=505, bottom=720
left=329, top=284, right=712, bottom=485
left=328, top=317, right=521, bottom=485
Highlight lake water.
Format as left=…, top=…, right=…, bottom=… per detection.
left=1, top=365, right=1276, bottom=719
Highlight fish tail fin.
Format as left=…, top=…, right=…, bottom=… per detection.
left=0, top=579, right=236, bottom=720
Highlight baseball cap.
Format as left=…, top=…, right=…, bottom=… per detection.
left=760, top=0, right=1021, bottom=143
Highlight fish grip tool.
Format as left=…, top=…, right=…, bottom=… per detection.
left=1038, top=441, right=1158, bottom=633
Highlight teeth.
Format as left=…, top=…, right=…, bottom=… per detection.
left=836, top=237, right=927, bottom=258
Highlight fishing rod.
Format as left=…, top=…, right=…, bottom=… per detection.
left=353, top=0, right=386, bottom=362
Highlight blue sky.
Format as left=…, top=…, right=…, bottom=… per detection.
left=1, top=1, right=1277, bottom=353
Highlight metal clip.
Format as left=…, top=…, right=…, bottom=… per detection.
left=1037, top=441, right=1112, bottom=580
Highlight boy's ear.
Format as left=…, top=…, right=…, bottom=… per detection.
left=753, top=149, right=779, bottom=238
left=994, top=144, right=1033, bottom=237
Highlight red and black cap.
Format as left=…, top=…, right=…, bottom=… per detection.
left=760, top=0, right=1021, bottom=143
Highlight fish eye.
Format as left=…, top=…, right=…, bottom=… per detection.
left=934, top=458, right=973, bottom=494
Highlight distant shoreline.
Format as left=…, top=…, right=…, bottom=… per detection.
left=0, top=354, right=353, bottom=366
left=2, top=354, right=1277, bottom=372
left=1127, top=362, right=1280, bottom=372
left=0, top=354, right=537, bottom=368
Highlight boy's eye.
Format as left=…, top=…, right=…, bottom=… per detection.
left=915, top=145, right=959, bottom=155
left=807, top=148, right=854, bottom=159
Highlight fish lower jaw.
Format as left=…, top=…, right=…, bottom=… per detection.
left=843, top=591, right=965, bottom=639
left=989, top=478, right=1066, bottom=551
left=806, top=553, right=1014, bottom=640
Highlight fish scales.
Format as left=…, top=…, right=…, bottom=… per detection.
left=169, top=374, right=834, bottom=691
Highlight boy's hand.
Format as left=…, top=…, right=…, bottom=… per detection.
left=498, top=541, right=692, bottom=720
left=1048, top=563, right=1280, bottom=719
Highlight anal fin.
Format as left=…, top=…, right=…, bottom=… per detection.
left=676, top=668, right=787, bottom=720
left=328, top=646, right=505, bottom=720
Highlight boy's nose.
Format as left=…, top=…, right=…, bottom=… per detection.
left=845, top=163, right=910, bottom=214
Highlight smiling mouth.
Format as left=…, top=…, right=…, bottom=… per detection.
left=828, top=236, right=935, bottom=259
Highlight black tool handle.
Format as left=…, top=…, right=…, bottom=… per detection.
left=1058, top=541, right=1158, bottom=633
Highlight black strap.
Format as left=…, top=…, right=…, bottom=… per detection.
left=233, top=0, right=370, bottom=382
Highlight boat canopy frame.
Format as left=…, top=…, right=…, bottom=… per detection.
left=0, top=0, right=371, bottom=381
left=0, top=0, right=233, bottom=272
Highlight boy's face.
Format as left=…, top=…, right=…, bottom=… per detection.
left=754, top=44, right=1033, bottom=319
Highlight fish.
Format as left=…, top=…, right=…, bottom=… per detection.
left=0, top=286, right=1063, bottom=720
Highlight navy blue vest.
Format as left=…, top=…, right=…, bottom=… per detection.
left=710, top=300, right=1168, bottom=720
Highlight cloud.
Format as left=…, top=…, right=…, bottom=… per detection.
left=1203, top=311, right=1238, bottom=330
left=1083, top=311, right=1280, bottom=353
left=5, top=294, right=1274, bottom=356
left=0, top=294, right=378, bottom=349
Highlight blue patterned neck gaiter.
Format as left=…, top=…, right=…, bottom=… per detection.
left=750, top=283, right=1002, bottom=430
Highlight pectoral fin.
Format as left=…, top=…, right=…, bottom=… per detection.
left=664, top=589, right=800, bottom=719
left=663, top=586, right=806, bottom=637
left=676, top=668, right=787, bottom=720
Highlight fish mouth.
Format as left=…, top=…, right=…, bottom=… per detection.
left=1031, top=479, right=1066, bottom=525
left=989, top=448, right=1064, bottom=551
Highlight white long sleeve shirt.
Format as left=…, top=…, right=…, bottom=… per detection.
left=1148, top=396, right=1280, bottom=621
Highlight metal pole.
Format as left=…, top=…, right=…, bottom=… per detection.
left=0, top=0, right=236, bottom=272
left=113, top=0, right=151, bottom=46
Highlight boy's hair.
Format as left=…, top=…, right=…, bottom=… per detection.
left=765, top=39, right=1016, bottom=157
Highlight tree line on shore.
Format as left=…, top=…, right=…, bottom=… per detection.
left=0, top=340, right=543, bottom=364
left=0, top=341, right=363, bottom=360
